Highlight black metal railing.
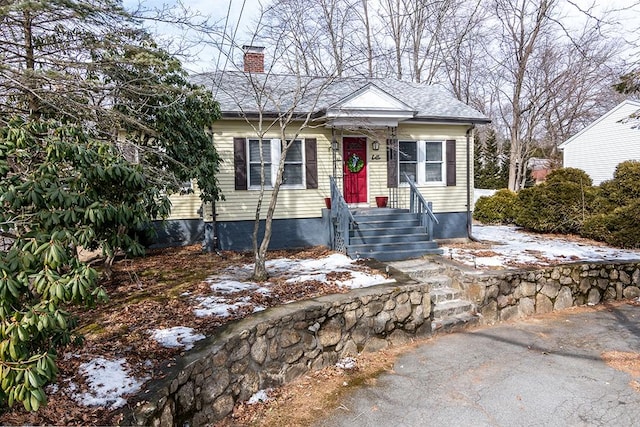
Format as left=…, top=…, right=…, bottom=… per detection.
left=403, top=173, right=439, bottom=239
left=329, top=176, right=357, bottom=253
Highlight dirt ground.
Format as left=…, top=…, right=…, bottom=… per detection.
left=0, top=245, right=379, bottom=426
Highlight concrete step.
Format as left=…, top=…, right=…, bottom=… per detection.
left=432, top=299, right=475, bottom=321
left=430, top=287, right=463, bottom=304
left=431, top=312, right=480, bottom=335
left=388, top=261, right=448, bottom=282
left=348, top=247, right=444, bottom=262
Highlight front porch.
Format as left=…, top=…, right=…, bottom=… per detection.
left=327, top=176, right=444, bottom=262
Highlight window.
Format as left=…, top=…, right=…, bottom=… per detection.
left=425, top=141, right=443, bottom=182
left=247, top=139, right=305, bottom=188
left=398, top=140, right=446, bottom=185
left=283, top=140, right=303, bottom=186
left=248, top=139, right=272, bottom=187
left=399, top=141, right=418, bottom=183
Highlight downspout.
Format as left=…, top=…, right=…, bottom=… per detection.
left=466, top=125, right=480, bottom=242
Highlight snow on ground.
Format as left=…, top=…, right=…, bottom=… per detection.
left=195, top=253, right=395, bottom=317
left=150, top=326, right=205, bottom=351
left=73, top=358, right=147, bottom=409
left=444, top=224, right=640, bottom=269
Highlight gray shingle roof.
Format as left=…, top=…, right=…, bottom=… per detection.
left=190, top=71, right=489, bottom=123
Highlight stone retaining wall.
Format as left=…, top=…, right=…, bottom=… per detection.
left=451, top=261, right=640, bottom=323
left=124, top=260, right=640, bottom=426
left=125, top=282, right=431, bottom=426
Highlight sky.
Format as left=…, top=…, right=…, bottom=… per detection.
left=122, top=0, right=640, bottom=73
left=123, top=0, right=264, bottom=72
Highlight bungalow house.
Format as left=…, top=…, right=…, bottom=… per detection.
left=155, top=46, right=490, bottom=261
left=559, top=100, right=640, bottom=185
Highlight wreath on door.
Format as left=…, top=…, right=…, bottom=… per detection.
left=347, top=153, right=364, bottom=173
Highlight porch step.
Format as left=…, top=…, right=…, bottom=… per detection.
left=351, top=226, right=426, bottom=238
left=353, top=219, right=421, bottom=230
left=351, top=209, right=414, bottom=222
left=348, top=240, right=439, bottom=255
left=345, top=209, right=441, bottom=262
left=349, top=233, right=431, bottom=245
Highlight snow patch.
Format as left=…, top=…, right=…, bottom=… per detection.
left=445, top=225, right=640, bottom=269
left=74, top=357, right=146, bottom=409
left=336, top=271, right=394, bottom=289
left=248, top=389, right=272, bottom=404
left=194, top=296, right=253, bottom=318
left=336, top=357, right=357, bottom=370
left=150, top=326, right=205, bottom=351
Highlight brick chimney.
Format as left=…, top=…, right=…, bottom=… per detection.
left=243, top=45, right=265, bottom=73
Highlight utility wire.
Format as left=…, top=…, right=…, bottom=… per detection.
left=213, top=0, right=247, bottom=98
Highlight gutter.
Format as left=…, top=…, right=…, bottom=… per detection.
left=466, top=125, right=480, bottom=242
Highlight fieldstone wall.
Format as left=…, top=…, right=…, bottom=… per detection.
left=125, top=282, right=431, bottom=426
left=452, top=261, right=640, bottom=323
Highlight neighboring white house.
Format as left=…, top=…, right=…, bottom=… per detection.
left=559, top=100, right=640, bottom=185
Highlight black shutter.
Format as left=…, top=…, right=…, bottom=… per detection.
left=305, top=138, right=318, bottom=189
left=446, top=139, right=456, bottom=187
left=387, top=138, right=398, bottom=188
left=234, top=137, right=247, bottom=190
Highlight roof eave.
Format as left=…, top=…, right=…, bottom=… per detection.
left=409, top=116, right=492, bottom=125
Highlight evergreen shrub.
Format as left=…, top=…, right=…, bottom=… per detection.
left=473, top=189, right=518, bottom=224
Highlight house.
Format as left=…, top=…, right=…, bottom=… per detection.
left=527, top=157, right=553, bottom=185
left=155, top=46, right=490, bottom=261
left=559, top=100, right=640, bottom=185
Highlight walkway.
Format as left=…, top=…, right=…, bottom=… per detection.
left=318, top=303, right=640, bottom=426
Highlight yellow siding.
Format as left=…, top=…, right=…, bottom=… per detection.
left=166, top=120, right=474, bottom=220
left=213, top=120, right=332, bottom=222
left=395, top=124, right=473, bottom=213
left=166, top=181, right=202, bottom=220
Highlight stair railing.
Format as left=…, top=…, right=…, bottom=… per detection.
left=329, top=176, right=357, bottom=253
left=403, top=173, right=439, bottom=240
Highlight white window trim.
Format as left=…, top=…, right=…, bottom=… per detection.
left=247, top=138, right=306, bottom=190
left=399, top=140, right=446, bottom=186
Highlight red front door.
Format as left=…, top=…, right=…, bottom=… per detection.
left=343, top=137, right=367, bottom=204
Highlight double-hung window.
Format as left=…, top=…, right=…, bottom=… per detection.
left=398, top=140, right=446, bottom=185
left=248, top=139, right=273, bottom=187
left=247, top=138, right=305, bottom=188
left=282, top=140, right=303, bottom=186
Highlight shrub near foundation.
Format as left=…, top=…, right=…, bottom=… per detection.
left=473, top=189, right=518, bottom=224
left=515, top=168, right=594, bottom=234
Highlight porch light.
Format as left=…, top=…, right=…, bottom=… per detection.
left=372, top=140, right=380, bottom=151
left=331, top=138, right=339, bottom=152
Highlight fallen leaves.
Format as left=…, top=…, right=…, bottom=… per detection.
left=0, top=245, right=384, bottom=426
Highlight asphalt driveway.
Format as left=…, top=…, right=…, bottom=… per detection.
left=318, top=303, right=640, bottom=427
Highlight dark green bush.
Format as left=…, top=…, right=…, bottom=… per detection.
left=514, top=168, right=595, bottom=234
left=582, top=161, right=640, bottom=248
left=582, top=200, right=640, bottom=248
left=594, top=161, right=640, bottom=212
left=473, top=189, right=518, bottom=224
